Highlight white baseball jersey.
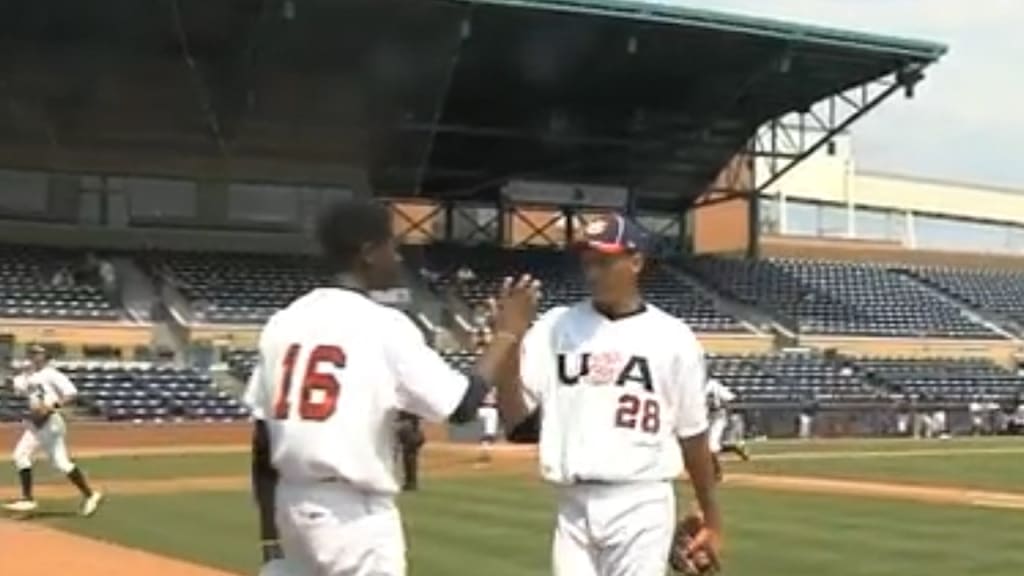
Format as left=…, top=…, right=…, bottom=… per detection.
left=519, top=301, right=708, bottom=484
left=243, top=287, right=469, bottom=494
left=13, top=366, right=77, bottom=412
left=706, top=378, right=736, bottom=417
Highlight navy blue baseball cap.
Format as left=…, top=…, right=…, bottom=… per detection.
left=575, top=213, right=648, bottom=254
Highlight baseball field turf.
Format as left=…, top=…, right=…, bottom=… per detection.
left=6, top=436, right=1024, bottom=576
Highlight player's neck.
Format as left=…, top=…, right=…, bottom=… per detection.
left=334, top=273, right=369, bottom=294
left=592, top=294, right=645, bottom=320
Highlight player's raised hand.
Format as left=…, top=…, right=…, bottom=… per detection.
left=490, top=274, right=541, bottom=339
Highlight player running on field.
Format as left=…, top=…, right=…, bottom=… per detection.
left=476, top=388, right=500, bottom=465
left=4, top=344, right=103, bottom=516
left=494, top=213, right=723, bottom=576
left=706, top=378, right=749, bottom=482
left=245, top=199, right=538, bottom=576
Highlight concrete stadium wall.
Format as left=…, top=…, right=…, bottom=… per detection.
left=801, top=336, right=1021, bottom=367
left=757, top=132, right=1024, bottom=226
left=0, top=219, right=318, bottom=254
left=761, top=234, right=1024, bottom=270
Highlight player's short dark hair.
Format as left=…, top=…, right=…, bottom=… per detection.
left=315, top=199, right=393, bottom=272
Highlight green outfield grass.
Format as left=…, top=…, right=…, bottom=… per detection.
left=740, top=435, right=1024, bottom=455
left=28, top=452, right=249, bottom=483
left=733, top=449, right=1024, bottom=492
left=14, top=438, right=1024, bottom=576
left=23, top=437, right=1020, bottom=494
left=43, top=477, right=1024, bottom=576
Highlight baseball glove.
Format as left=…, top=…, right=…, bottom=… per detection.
left=669, top=512, right=719, bottom=575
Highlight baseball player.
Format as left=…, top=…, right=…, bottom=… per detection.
left=395, top=411, right=424, bottom=491
left=706, top=378, right=749, bottom=481
left=476, top=388, right=499, bottom=464
left=245, top=199, right=538, bottom=576
left=3, top=344, right=103, bottom=516
left=494, top=214, right=723, bottom=576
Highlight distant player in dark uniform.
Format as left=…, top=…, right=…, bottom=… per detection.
left=396, top=411, right=424, bottom=491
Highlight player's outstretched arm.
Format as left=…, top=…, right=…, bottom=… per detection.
left=487, top=276, right=543, bottom=441
left=393, top=275, right=538, bottom=425
left=455, top=275, right=540, bottom=424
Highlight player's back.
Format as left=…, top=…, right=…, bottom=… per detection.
left=253, top=287, right=409, bottom=493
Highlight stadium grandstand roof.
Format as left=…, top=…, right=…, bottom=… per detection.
left=0, top=0, right=946, bottom=211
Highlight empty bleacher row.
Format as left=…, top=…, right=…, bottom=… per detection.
left=4, top=349, right=1017, bottom=424
left=149, top=251, right=333, bottom=324
left=6, top=242, right=1024, bottom=343
left=689, top=257, right=997, bottom=338
left=0, top=363, right=249, bottom=423
left=442, top=350, right=1023, bottom=408
left=911, top=267, right=1024, bottom=329
left=0, top=245, right=119, bottom=320
left=853, top=356, right=1024, bottom=404
left=419, top=244, right=745, bottom=332
left=706, top=352, right=881, bottom=406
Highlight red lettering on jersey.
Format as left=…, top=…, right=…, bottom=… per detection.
left=273, top=344, right=301, bottom=420
left=273, top=344, right=345, bottom=421
left=614, top=393, right=640, bottom=428
left=640, top=397, right=660, bottom=433
left=298, top=345, right=345, bottom=421
left=614, top=393, right=660, bottom=434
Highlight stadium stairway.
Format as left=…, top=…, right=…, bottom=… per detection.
left=112, top=256, right=158, bottom=322
left=662, top=260, right=784, bottom=338
left=900, top=268, right=1024, bottom=339
left=892, top=269, right=1021, bottom=342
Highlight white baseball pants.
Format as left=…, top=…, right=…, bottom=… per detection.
left=478, top=406, right=499, bottom=441
left=553, top=481, right=675, bottom=576
left=276, top=480, right=405, bottom=576
left=708, top=414, right=728, bottom=454
left=12, top=413, right=75, bottom=474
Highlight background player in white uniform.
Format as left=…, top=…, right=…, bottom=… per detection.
left=246, top=200, right=537, bottom=576
left=494, top=214, right=723, bottom=576
left=476, top=388, right=500, bottom=464
left=705, top=378, right=749, bottom=481
left=4, top=344, right=103, bottom=516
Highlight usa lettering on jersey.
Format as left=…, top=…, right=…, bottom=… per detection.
left=557, top=352, right=653, bottom=391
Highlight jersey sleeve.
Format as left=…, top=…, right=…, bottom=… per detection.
left=387, top=313, right=469, bottom=423
left=49, top=369, right=77, bottom=400
left=243, top=366, right=268, bottom=421
left=673, top=333, right=710, bottom=439
left=719, top=385, right=737, bottom=403
left=11, top=373, right=28, bottom=395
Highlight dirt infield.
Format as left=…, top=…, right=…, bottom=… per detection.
left=2, top=423, right=1023, bottom=576
left=0, top=422, right=249, bottom=451
left=0, top=520, right=238, bottom=576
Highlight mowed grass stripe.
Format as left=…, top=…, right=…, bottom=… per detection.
left=722, top=488, right=1024, bottom=576
left=47, top=490, right=259, bottom=574
left=747, top=436, right=1023, bottom=455
left=733, top=449, right=1024, bottom=492
left=405, top=477, right=553, bottom=576
left=43, top=483, right=1024, bottom=576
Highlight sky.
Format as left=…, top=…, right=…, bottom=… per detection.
left=658, top=0, right=1024, bottom=190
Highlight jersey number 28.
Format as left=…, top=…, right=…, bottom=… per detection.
left=615, top=393, right=660, bottom=434
left=273, top=344, right=345, bottom=421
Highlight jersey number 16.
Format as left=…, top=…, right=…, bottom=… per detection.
left=273, top=344, right=345, bottom=421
